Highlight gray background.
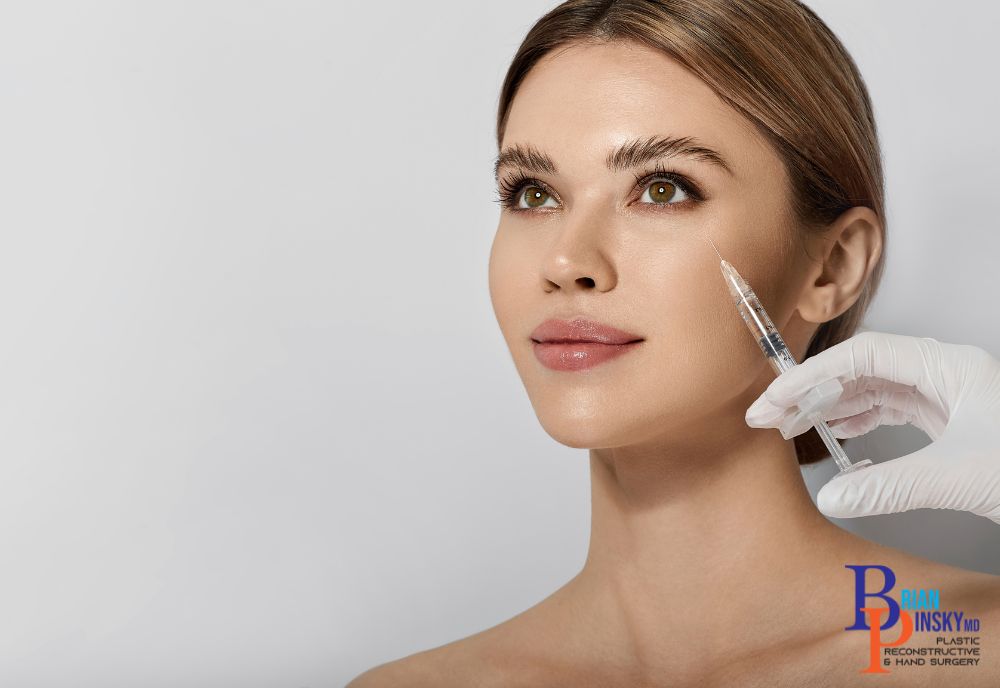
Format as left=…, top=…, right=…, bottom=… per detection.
left=0, top=1, right=997, bottom=686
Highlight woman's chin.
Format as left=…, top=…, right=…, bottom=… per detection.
left=533, top=410, right=646, bottom=450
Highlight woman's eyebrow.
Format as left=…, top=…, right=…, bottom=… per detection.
left=493, top=134, right=734, bottom=181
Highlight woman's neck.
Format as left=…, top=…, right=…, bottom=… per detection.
left=577, top=414, right=859, bottom=676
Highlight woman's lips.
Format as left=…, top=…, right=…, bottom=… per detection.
left=532, top=339, right=643, bottom=371
left=530, top=317, right=642, bottom=345
left=529, top=318, right=644, bottom=371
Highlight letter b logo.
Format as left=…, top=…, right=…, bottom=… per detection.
left=845, top=564, right=900, bottom=631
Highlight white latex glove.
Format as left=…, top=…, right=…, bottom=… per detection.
left=744, top=330, right=1000, bottom=524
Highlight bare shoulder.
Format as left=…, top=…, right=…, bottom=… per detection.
left=957, top=574, right=1000, bottom=665
left=344, top=648, right=448, bottom=688
left=914, top=572, right=1000, bottom=687
left=343, top=620, right=546, bottom=687
left=346, top=578, right=588, bottom=687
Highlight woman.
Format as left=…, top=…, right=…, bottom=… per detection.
left=350, top=0, right=1000, bottom=684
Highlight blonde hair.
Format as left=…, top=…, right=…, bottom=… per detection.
left=495, top=0, right=887, bottom=465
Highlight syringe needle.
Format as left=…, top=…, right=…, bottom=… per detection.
left=705, top=234, right=724, bottom=262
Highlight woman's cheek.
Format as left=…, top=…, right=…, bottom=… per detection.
left=488, top=228, right=538, bottom=349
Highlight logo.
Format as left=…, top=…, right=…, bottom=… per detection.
left=846, top=564, right=982, bottom=673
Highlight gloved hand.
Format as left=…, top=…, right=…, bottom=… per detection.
left=744, top=330, right=1000, bottom=524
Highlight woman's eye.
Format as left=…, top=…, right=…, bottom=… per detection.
left=498, top=173, right=699, bottom=213
left=639, top=179, right=689, bottom=206
left=518, top=185, right=558, bottom=209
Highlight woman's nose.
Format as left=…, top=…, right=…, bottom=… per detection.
left=539, top=219, right=617, bottom=293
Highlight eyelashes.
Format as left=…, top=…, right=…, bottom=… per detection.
left=494, top=163, right=706, bottom=214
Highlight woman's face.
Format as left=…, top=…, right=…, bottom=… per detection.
left=488, top=40, right=817, bottom=450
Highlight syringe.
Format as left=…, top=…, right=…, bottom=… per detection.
left=712, top=243, right=872, bottom=477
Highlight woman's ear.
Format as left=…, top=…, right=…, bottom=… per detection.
left=796, top=206, right=883, bottom=324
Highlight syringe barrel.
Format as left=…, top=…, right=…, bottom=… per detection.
left=736, top=289, right=797, bottom=375
left=733, top=291, right=799, bottom=375
left=720, top=258, right=799, bottom=373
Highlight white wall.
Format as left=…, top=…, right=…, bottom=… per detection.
left=0, top=2, right=997, bottom=686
